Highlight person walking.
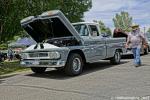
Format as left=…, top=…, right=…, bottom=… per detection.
left=7, top=48, right=14, bottom=61
left=125, top=24, right=148, bottom=67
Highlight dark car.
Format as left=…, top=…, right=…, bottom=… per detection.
left=0, top=51, right=7, bottom=62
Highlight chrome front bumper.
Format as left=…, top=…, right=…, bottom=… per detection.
left=20, top=60, right=66, bottom=68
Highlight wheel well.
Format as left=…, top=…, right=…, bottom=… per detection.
left=115, top=49, right=123, bottom=56
left=68, top=50, right=86, bottom=64
left=116, top=49, right=122, bottom=53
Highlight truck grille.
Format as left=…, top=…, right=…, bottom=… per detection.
left=28, top=52, right=48, bottom=58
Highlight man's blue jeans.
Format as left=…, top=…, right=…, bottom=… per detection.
left=132, top=47, right=141, bottom=65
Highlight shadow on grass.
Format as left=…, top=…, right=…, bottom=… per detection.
left=26, top=60, right=129, bottom=80
left=0, top=61, right=26, bottom=79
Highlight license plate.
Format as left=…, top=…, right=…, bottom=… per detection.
left=32, top=61, right=39, bottom=65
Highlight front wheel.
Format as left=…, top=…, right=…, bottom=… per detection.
left=110, top=51, right=121, bottom=64
left=31, top=67, right=46, bottom=74
left=64, top=53, right=84, bottom=76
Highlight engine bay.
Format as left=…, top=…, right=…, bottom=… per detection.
left=44, top=36, right=80, bottom=47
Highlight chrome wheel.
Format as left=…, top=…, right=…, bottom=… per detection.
left=110, top=51, right=121, bottom=64
left=115, top=52, right=121, bottom=63
left=65, top=53, right=83, bottom=76
left=73, top=58, right=81, bottom=72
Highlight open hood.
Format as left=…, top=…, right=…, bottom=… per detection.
left=20, top=10, right=82, bottom=43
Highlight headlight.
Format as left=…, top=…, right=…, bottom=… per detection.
left=21, top=53, right=28, bottom=59
left=48, top=52, right=60, bottom=59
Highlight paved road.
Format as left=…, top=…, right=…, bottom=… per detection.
left=0, top=54, right=150, bottom=100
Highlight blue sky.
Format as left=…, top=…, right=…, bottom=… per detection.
left=84, top=0, right=150, bottom=31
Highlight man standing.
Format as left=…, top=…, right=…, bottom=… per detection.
left=125, top=24, right=148, bottom=67
left=7, top=48, right=14, bottom=61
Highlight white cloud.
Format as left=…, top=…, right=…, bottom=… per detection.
left=84, top=0, right=150, bottom=30
left=89, top=0, right=125, bottom=12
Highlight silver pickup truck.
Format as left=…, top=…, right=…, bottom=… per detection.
left=20, top=10, right=126, bottom=76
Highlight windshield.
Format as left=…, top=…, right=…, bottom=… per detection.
left=73, top=24, right=89, bottom=36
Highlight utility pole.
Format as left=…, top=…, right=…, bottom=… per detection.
left=144, top=27, right=146, bottom=34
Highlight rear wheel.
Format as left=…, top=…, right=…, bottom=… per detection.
left=64, top=53, right=84, bottom=76
left=31, top=67, right=46, bottom=74
left=110, top=51, right=121, bottom=64
left=144, top=47, right=149, bottom=55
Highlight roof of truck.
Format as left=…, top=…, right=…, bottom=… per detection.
left=72, top=22, right=99, bottom=25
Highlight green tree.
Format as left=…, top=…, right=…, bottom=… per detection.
left=0, top=0, right=92, bottom=43
left=147, top=27, right=150, bottom=33
left=113, top=11, right=132, bottom=32
left=57, top=0, right=92, bottom=22
left=94, top=20, right=112, bottom=36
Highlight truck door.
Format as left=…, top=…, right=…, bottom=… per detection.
left=88, top=25, right=106, bottom=62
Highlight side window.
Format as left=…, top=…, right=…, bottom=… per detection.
left=80, top=25, right=88, bottom=36
left=88, top=25, right=99, bottom=36
left=73, top=24, right=89, bottom=36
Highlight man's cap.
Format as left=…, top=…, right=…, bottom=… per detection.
left=131, top=23, right=139, bottom=28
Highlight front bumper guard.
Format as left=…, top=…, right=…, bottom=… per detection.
left=20, top=60, right=66, bottom=68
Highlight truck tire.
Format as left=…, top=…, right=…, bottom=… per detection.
left=144, top=48, right=149, bottom=55
left=110, top=51, right=121, bottom=64
left=64, top=53, right=83, bottom=76
left=31, top=67, right=46, bottom=74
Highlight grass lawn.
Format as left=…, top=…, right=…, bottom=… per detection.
left=0, top=61, right=28, bottom=75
